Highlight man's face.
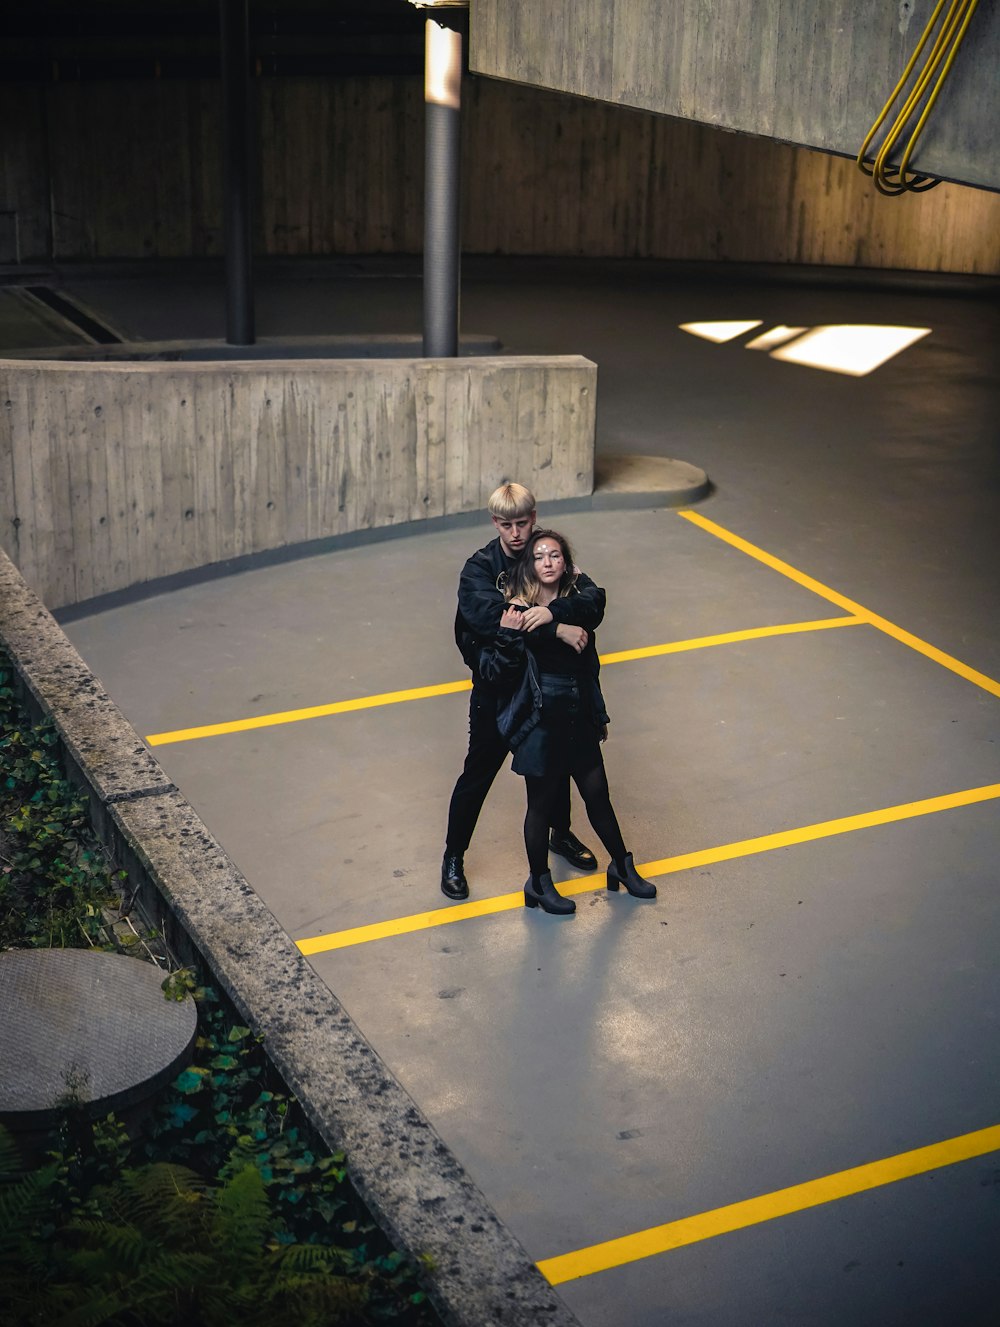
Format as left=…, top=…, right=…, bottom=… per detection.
left=491, top=511, right=536, bottom=557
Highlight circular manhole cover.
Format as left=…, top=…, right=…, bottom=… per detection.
left=0, top=948, right=198, bottom=1128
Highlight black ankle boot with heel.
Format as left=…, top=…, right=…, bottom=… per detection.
left=524, top=871, right=576, bottom=915
left=607, top=852, right=656, bottom=899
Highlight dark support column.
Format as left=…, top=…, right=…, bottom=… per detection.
left=423, top=19, right=462, bottom=358
left=219, top=0, right=255, bottom=346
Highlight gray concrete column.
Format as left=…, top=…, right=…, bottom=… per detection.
left=423, top=18, right=463, bottom=358
left=219, top=0, right=255, bottom=346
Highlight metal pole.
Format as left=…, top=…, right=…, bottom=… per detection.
left=219, top=0, right=255, bottom=345
left=423, top=19, right=462, bottom=357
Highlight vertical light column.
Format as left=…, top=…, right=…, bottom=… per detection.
left=423, top=18, right=462, bottom=358
left=219, top=0, right=255, bottom=346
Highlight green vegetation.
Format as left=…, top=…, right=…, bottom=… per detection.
left=0, top=654, right=438, bottom=1326
left=0, top=667, right=122, bottom=952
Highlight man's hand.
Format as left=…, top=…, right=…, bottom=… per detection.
left=555, top=623, right=588, bottom=653
left=499, top=605, right=527, bottom=630
left=521, top=605, right=554, bottom=632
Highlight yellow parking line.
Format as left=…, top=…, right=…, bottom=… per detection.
left=145, top=615, right=857, bottom=747
left=295, top=780, right=1000, bottom=954
left=599, top=615, right=859, bottom=664
left=680, top=509, right=1000, bottom=699
left=145, top=680, right=473, bottom=746
left=537, top=1122, right=1000, bottom=1284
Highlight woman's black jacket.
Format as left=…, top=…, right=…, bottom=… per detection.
left=479, top=610, right=610, bottom=756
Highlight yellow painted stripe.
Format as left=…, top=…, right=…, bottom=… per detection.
left=297, top=889, right=529, bottom=953
left=145, top=679, right=473, bottom=746
left=296, top=780, right=1000, bottom=954
left=599, top=615, right=859, bottom=664
left=147, top=614, right=858, bottom=747
left=538, top=1122, right=1000, bottom=1284
left=679, top=509, right=1000, bottom=700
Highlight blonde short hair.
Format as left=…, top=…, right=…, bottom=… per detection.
left=487, top=482, right=536, bottom=520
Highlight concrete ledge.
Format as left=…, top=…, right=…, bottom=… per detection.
left=0, top=352, right=596, bottom=610
left=593, top=453, right=711, bottom=507
left=0, top=544, right=580, bottom=1327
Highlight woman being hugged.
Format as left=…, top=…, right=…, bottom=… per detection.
left=481, top=528, right=655, bottom=915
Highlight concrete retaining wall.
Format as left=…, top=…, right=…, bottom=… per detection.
left=0, top=543, right=581, bottom=1327
left=0, top=355, right=596, bottom=610
left=5, top=74, right=1000, bottom=272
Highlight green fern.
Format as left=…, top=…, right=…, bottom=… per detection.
left=0, top=1165, right=59, bottom=1251
left=0, top=1132, right=61, bottom=1326
left=209, top=1158, right=272, bottom=1266
left=46, top=1161, right=368, bottom=1326
left=0, top=1121, right=25, bottom=1175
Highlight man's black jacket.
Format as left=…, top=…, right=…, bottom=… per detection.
left=453, top=535, right=607, bottom=682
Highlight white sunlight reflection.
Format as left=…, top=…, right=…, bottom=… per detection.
left=745, top=325, right=807, bottom=351
left=769, top=324, right=931, bottom=376
left=679, top=320, right=762, bottom=343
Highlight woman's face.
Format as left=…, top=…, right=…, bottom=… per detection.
left=532, top=539, right=566, bottom=588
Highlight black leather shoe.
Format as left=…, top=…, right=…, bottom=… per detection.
left=441, top=853, right=469, bottom=901
left=607, top=852, right=656, bottom=899
left=548, top=829, right=598, bottom=871
left=524, top=871, right=576, bottom=915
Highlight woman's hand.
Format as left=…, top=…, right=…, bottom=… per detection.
left=499, top=605, right=527, bottom=630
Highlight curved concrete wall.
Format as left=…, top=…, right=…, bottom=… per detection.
left=0, top=355, right=596, bottom=610
left=4, top=74, right=998, bottom=273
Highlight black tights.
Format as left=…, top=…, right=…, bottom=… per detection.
left=524, top=754, right=627, bottom=879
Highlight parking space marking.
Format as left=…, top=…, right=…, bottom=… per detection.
left=296, top=780, right=1000, bottom=954
left=146, top=680, right=473, bottom=746
left=680, top=510, right=1000, bottom=700
left=537, top=1121, right=1000, bottom=1284
left=145, top=615, right=859, bottom=747
left=599, top=615, right=860, bottom=665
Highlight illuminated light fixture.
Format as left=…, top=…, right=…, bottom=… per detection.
left=744, top=325, right=807, bottom=351
left=425, top=19, right=462, bottom=107
left=679, top=320, right=762, bottom=343
left=769, top=324, right=931, bottom=376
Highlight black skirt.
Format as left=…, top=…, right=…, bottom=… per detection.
left=511, top=672, right=603, bottom=779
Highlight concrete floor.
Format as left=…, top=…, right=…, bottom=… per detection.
left=34, top=259, right=1000, bottom=1325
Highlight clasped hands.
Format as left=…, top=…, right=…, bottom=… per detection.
left=499, top=601, right=588, bottom=654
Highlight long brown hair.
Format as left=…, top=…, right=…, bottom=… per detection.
left=505, top=528, right=578, bottom=606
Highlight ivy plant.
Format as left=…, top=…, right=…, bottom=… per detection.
left=0, top=651, right=439, bottom=1325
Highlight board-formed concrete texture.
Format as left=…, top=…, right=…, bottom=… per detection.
left=50, top=260, right=1000, bottom=1325
left=469, top=0, right=1000, bottom=190
left=0, top=352, right=595, bottom=610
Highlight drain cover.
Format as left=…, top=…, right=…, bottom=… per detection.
left=0, top=948, right=197, bottom=1128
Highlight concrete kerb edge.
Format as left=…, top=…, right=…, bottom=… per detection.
left=0, top=545, right=581, bottom=1327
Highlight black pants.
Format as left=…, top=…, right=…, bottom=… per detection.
left=445, top=683, right=571, bottom=856
left=520, top=674, right=627, bottom=878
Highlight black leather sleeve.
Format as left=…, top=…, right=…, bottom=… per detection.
left=548, top=572, right=607, bottom=630
left=478, top=628, right=526, bottom=686
left=457, top=555, right=506, bottom=639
